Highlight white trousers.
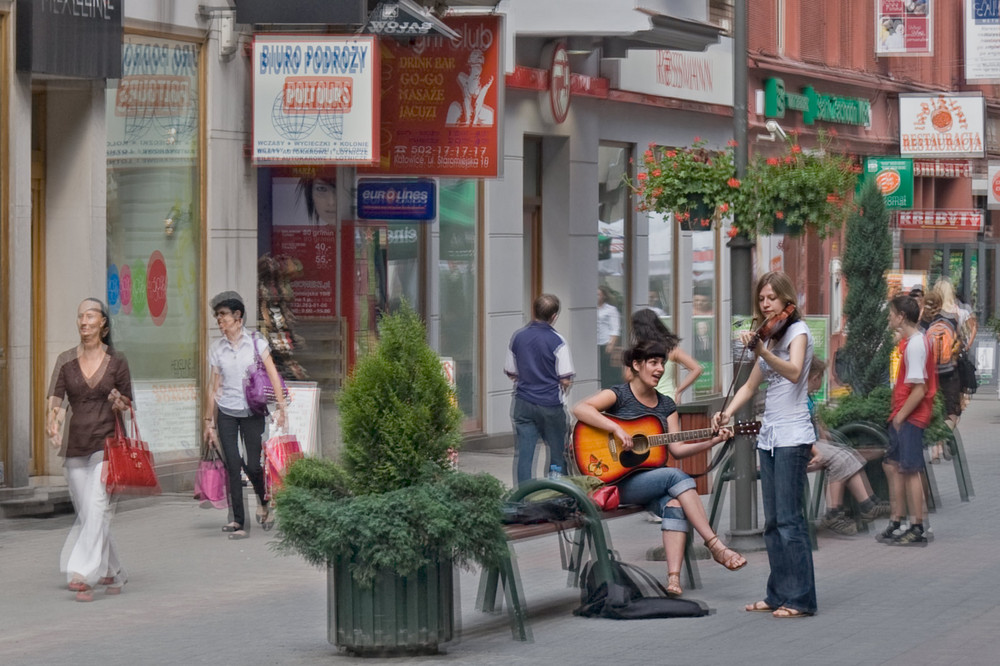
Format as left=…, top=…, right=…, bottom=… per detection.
left=61, top=450, right=122, bottom=585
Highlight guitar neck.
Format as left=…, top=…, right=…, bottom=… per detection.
left=647, top=427, right=716, bottom=447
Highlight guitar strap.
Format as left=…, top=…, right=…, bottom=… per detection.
left=686, top=436, right=733, bottom=479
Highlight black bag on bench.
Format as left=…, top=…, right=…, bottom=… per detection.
left=500, top=496, right=578, bottom=524
left=575, top=553, right=710, bottom=620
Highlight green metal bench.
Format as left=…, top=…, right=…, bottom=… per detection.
left=475, top=478, right=699, bottom=641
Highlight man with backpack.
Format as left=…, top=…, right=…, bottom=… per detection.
left=922, top=290, right=962, bottom=463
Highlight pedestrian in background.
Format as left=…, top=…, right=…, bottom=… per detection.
left=203, top=291, right=286, bottom=540
left=630, top=308, right=702, bottom=404
left=713, top=271, right=817, bottom=618
left=879, top=294, right=936, bottom=546
left=922, top=290, right=961, bottom=463
left=504, top=293, right=574, bottom=484
left=47, top=298, right=132, bottom=602
left=597, top=285, right=621, bottom=388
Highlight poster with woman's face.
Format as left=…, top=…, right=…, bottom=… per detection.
left=270, top=172, right=339, bottom=317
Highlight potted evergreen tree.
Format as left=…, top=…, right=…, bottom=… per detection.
left=274, top=304, right=507, bottom=656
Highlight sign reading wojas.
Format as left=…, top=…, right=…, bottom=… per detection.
left=253, top=35, right=379, bottom=165
left=899, top=93, right=985, bottom=158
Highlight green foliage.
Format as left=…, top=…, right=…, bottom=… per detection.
left=275, top=467, right=507, bottom=585
left=337, top=303, right=464, bottom=495
left=627, top=138, right=738, bottom=228
left=732, top=132, right=858, bottom=238
left=841, top=179, right=893, bottom=395
left=818, top=386, right=951, bottom=447
left=273, top=304, right=506, bottom=586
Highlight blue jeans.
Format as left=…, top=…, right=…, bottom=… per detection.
left=616, top=467, right=696, bottom=532
left=511, top=397, right=567, bottom=485
left=759, top=445, right=817, bottom=614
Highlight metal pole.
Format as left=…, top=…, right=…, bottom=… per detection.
left=727, top=0, right=764, bottom=550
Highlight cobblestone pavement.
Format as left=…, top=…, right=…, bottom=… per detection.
left=2, top=396, right=999, bottom=665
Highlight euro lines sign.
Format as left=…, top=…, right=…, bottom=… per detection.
left=965, top=0, right=1000, bottom=82
left=899, top=93, right=985, bottom=158
left=253, top=35, right=379, bottom=164
left=601, top=37, right=733, bottom=107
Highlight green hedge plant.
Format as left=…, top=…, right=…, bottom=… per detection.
left=274, top=303, right=507, bottom=585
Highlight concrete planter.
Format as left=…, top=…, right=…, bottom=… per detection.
left=328, top=555, right=454, bottom=656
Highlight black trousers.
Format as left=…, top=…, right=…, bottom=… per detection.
left=216, top=410, right=267, bottom=529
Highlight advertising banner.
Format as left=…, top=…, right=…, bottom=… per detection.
left=875, top=0, right=933, bottom=56
left=253, top=35, right=379, bottom=164
left=965, top=0, right=1000, bottom=82
left=357, top=178, right=436, bottom=220
left=864, top=157, right=914, bottom=209
left=603, top=37, right=733, bottom=107
left=363, top=15, right=502, bottom=178
left=897, top=210, right=984, bottom=231
left=16, top=0, right=122, bottom=78
left=107, top=35, right=200, bottom=165
left=988, top=163, right=1000, bottom=209
left=899, top=93, right=985, bottom=157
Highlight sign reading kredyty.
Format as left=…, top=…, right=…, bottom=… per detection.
left=357, top=179, right=436, bottom=220
left=253, top=35, right=379, bottom=164
left=17, top=0, right=123, bottom=78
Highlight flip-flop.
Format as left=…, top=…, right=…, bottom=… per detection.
left=745, top=601, right=774, bottom=612
left=228, top=530, right=249, bottom=540
left=772, top=606, right=812, bottom=618
left=221, top=523, right=241, bottom=533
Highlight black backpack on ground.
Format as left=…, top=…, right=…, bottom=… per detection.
left=574, top=551, right=710, bottom=620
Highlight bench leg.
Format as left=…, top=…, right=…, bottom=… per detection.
left=498, top=551, right=531, bottom=642
left=683, top=528, right=701, bottom=590
left=475, top=565, right=501, bottom=613
left=950, top=430, right=974, bottom=501
left=922, top=460, right=940, bottom=513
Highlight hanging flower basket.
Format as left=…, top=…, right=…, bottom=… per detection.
left=627, top=137, right=739, bottom=228
left=731, top=130, right=859, bottom=239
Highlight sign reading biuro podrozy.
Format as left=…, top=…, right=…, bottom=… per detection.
left=253, top=36, right=379, bottom=164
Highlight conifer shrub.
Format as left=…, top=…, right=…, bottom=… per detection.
left=274, top=303, right=506, bottom=585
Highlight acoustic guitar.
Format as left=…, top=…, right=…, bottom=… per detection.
left=573, top=414, right=761, bottom=483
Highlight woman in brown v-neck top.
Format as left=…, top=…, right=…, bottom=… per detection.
left=46, top=298, right=133, bottom=602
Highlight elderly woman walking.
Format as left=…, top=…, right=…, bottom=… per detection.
left=203, top=291, right=287, bottom=540
left=47, top=298, right=133, bottom=602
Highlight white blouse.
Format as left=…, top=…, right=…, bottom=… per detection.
left=757, top=320, right=815, bottom=450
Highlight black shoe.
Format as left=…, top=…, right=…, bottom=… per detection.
left=820, top=512, right=857, bottom=537
left=875, top=523, right=901, bottom=543
left=891, top=525, right=928, bottom=547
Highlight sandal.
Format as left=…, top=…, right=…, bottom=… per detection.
left=221, top=522, right=241, bottom=533
left=68, top=578, right=89, bottom=592
left=75, top=586, right=94, bottom=602
left=256, top=505, right=268, bottom=525
left=258, top=504, right=275, bottom=531
left=228, top=529, right=249, bottom=540
left=772, top=606, right=812, bottom=618
left=706, top=535, right=747, bottom=571
left=666, top=572, right=683, bottom=598
left=745, top=600, right=774, bottom=612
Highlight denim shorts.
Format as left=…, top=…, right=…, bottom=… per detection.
left=886, top=421, right=925, bottom=473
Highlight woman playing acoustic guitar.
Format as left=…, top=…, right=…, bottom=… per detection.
left=573, top=339, right=746, bottom=597
left=711, top=271, right=816, bottom=619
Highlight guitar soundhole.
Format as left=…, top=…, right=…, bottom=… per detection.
left=620, top=434, right=650, bottom=469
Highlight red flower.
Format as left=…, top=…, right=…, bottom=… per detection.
left=727, top=178, right=741, bottom=188
left=784, top=156, right=794, bottom=164
left=652, top=187, right=663, bottom=197
left=791, top=145, right=802, bottom=154
left=693, top=136, right=702, bottom=142
left=727, top=226, right=739, bottom=238
left=720, top=202, right=730, bottom=213
left=728, top=139, right=738, bottom=147
left=637, top=173, right=647, bottom=181
left=666, top=150, right=676, bottom=158
left=775, top=211, right=785, bottom=219
left=652, top=169, right=662, bottom=177
left=826, top=194, right=842, bottom=204
left=644, top=149, right=654, bottom=158
left=766, top=157, right=780, bottom=166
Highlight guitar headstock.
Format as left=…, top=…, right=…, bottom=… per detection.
left=733, top=420, right=762, bottom=437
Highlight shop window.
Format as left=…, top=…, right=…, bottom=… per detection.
left=598, top=143, right=632, bottom=389
left=106, top=35, right=201, bottom=458
left=691, top=227, right=719, bottom=398
left=438, top=180, right=480, bottom=425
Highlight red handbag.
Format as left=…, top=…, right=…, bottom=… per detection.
left=103, top=408, right=161, bottom=496
left=264, top=431, right=304, bottom=498
left=591, top=484, right=620, bottom=511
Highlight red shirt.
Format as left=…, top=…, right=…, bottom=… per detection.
left=891, top=332, right=937, bottom=428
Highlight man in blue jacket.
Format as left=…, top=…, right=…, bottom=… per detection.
left=504, top=294, right=575, bottom=485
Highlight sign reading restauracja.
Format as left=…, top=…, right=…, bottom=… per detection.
left=899, top=93, right=985, bottom=158
left=252, top=35, right=379, bottom=165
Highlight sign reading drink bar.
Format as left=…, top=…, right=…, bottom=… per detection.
left=764, top=77, right=871, bottom=126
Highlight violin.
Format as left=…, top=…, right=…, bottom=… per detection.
left=747, top=303, right=797, bottom=350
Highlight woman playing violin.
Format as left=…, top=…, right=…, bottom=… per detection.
left=574, top=339, right=746, bottom=598
left=712, top=271, right=817, bottom=619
